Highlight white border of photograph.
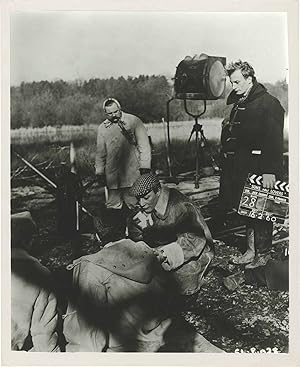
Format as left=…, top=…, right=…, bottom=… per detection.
left=1, top=0, right=299, bottom=366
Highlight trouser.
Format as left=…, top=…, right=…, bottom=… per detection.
left=103, top=188, right=138, bottom=240
left=105, top=187, right=137, bottom=210
left=246, top=217, right=273, bottom=255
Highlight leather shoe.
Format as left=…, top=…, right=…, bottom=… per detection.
left=223, top=271, right=245, bottom=291
left=245, top=253, right=272, bottom=269
left=230, top=250, right=255, bottom=265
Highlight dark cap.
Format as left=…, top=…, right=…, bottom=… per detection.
left=129, top=173, right=161, bottom=198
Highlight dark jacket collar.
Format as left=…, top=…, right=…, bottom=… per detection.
left=227, top=81, right=267, bottom=106
left=153, top=186, right=170, bottom=220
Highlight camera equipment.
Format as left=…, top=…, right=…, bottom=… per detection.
left=166, top=53, right=226, bottom=188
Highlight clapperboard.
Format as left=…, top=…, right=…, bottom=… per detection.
left=238, top=174, right=289, bottom=225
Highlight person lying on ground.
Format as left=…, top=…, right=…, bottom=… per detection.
left=63, top=238, right=223, bottom=352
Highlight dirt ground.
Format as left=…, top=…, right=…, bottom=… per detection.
left=11, top=180, right=289, bottom=353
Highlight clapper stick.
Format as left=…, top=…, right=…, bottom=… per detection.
left=238, top=173, right=289, bottom=225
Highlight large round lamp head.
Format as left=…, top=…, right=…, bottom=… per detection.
left=174, top=53, right=227, bottom=100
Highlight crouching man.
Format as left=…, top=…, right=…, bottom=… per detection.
left=128, top=173, right=214, bottom=297
left=11, top=212, right=61, bottom=352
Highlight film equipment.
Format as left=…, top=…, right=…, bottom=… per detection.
left=174, top=54, right=226, bottom=100
left=166, top=53, right=226, bottom=188
left=55, top=164, right=83, bottom=239
left=13, top=148, right=102, bottom=242
left=13, top=146, right=121, bottom=248
left=238, top=173, right=289, bottom=226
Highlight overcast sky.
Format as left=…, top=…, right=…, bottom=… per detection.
left=10, top=12, right=288, bottom=86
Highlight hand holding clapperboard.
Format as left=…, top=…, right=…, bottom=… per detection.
left=238, top=174, right=289, bottom=226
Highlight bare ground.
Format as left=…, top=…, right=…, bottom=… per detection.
left=11, top=181, right=289, bottom=353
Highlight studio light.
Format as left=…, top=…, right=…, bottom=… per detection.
left=166, top=53, right=227, bottom=188
left=174, top=53, right=226, bottom=100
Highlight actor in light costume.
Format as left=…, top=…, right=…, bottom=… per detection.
left=95, top=98, right=151, bottom=237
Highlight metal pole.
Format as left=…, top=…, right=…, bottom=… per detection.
left=70, top=141, right=76, bottom=174
left=166, top=97, right=175, bottom=177
left=14, top=151, right=57, bottom=189
left=183, top=99, right=207, bottom=188
left=195, top=116, right=200, bottom=189
left=76, top=200, right=80, bottom=231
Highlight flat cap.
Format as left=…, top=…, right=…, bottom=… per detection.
left=130, top=173, right=161, bottom=198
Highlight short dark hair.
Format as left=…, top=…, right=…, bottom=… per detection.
left=226, top=60, right=256, bottom=81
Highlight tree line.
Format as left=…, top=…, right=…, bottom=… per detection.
left=11, top=76, right=288, bottom=129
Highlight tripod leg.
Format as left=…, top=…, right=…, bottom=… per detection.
left=187, top=126, right=196, bottom=144
left=199, top=129, right=220, bottom=171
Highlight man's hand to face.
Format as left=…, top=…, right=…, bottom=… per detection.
left=262, top=173, right=276, bottom=189
left=132, top=211, right=153, bottom=229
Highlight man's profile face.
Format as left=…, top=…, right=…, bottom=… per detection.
left=105, top=102, right=122, bottom=123
left=229, top=69, right=252, bottom=96
left=139, top=189, right=160, bottom=213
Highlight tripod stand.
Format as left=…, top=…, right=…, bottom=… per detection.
left=166, top=97, right=219, bottom=188
left=184, top=99, right=208, bottom=188
left=184, top=99, right=220, bottom=188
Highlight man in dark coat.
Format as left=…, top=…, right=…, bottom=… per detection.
left=219, top=60, right=285, bottom=268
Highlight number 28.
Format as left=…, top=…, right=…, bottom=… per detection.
left=242, top=196, right=256, bottom=207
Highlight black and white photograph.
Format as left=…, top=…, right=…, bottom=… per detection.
left=1, top=0, right=299, bottom=365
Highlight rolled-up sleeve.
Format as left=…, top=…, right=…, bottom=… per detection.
left=134, top=119, right=151, bottom=169
left=95, top=126, right=107, bottom=175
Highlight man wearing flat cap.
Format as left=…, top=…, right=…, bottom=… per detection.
left=129, top=173, right=214, bottom=297
left=95, top=97, right=151, bottom=238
